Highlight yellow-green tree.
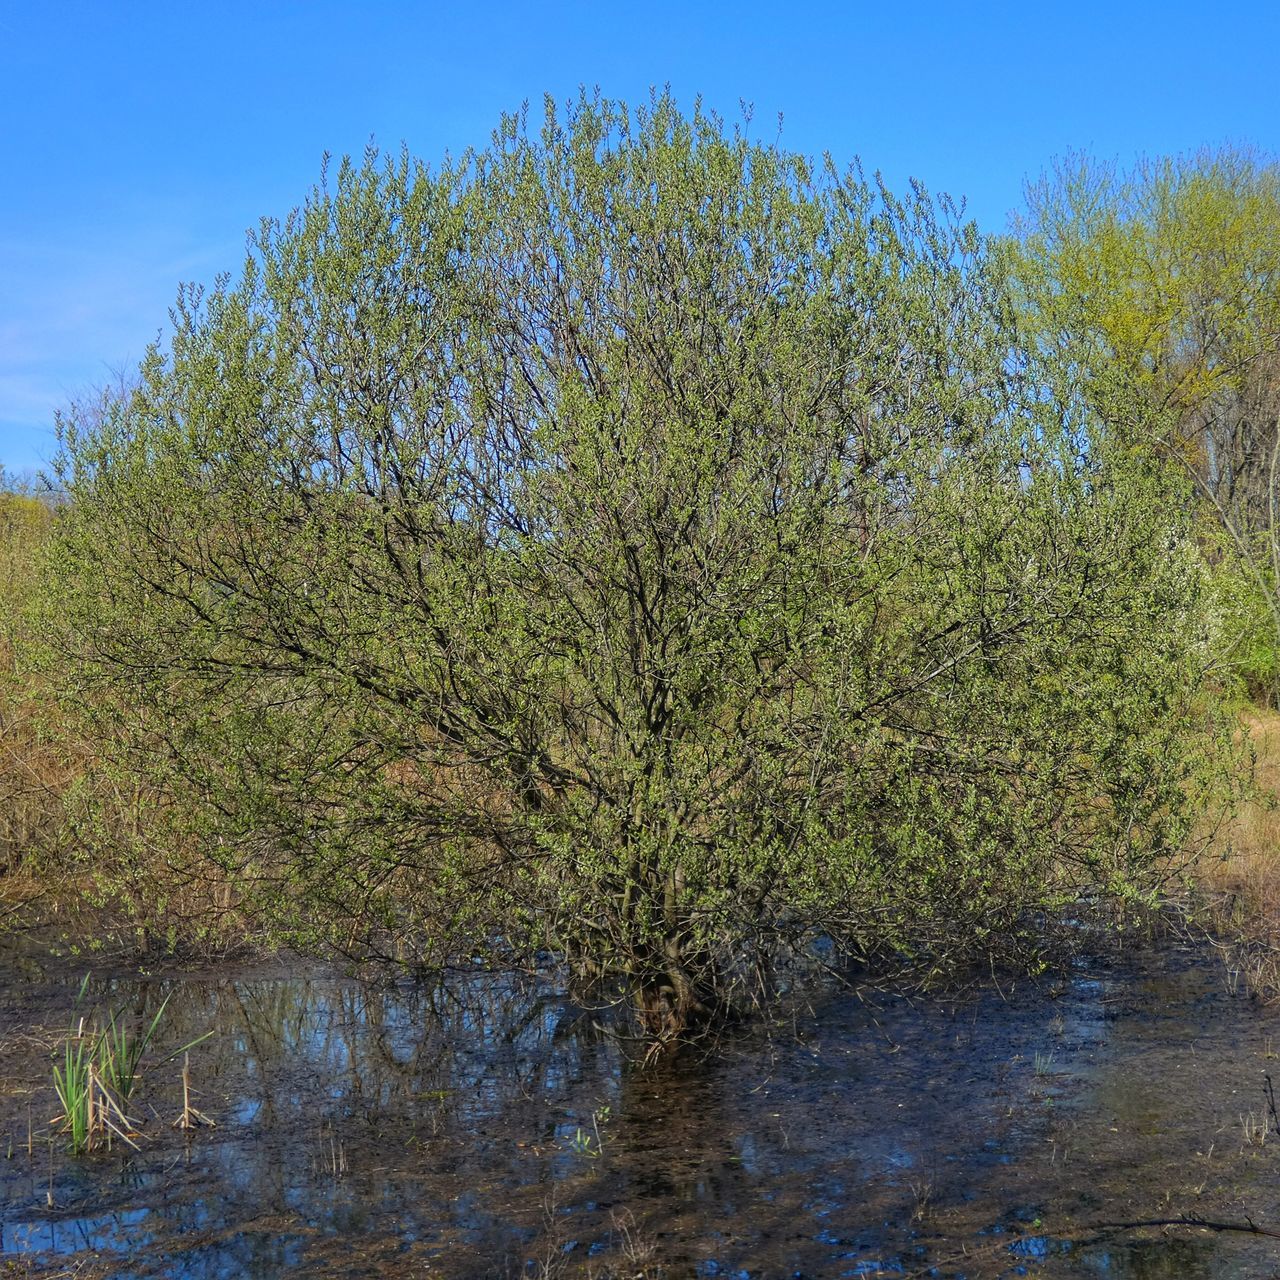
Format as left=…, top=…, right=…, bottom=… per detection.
left=1010, top=148, right=1280, bottom=696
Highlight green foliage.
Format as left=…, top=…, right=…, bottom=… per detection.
left=43, top=94, right=1231, bottom=1027
left=1007, top=147, right=1280, bottom=705
left=96, top=992, right=171, bottom=1102
left=1205, top=544, right=1280, bottom=706
left=1008, top=148, right=1280, bottom=424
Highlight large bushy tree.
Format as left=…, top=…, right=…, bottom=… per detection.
left=46, top=95, right=1225, bottom=1035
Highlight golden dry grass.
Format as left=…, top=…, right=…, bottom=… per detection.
left=0, top=492, right=79, bottom=894
left=1200, top=710, right=1280, bottom=893
left=1192, top=708, right=1280, bottom=994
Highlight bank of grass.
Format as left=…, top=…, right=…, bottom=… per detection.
left=0, top=489, right=255, bottom=957
left=0, top=491, right=63, bottom=882
left=1192, top=708, right=1280, bottom=995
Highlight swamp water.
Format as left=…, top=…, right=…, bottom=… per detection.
left=2, top=936, right=1280, bottom=1278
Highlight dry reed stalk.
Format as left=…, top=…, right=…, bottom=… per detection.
left=172, top=1052, right=214, bottom=1130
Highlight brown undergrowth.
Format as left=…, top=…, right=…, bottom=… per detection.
left=0, top=491, right=254, bottom=959
left=1191, top=707, right=1280, bottom=996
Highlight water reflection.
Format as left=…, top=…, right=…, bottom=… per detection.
left=1, top=942, right=1278, bottom=1277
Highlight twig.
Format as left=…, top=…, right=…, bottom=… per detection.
left=1092, top=1214, right=1280, bottom=1241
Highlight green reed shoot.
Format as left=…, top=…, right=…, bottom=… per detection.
left=52, top=1035, right=93, bottom=1154
left=96, top=993, right=171, bottom=1102
left=51, top=987, right=210, bottom=1153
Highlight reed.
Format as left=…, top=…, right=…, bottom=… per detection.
left=96, top=993, right=171, bottom=1102
left=51, top=1028, right=139, bottom=1154
left=171, top=1051, right=215, bottom=1131
left=51, top=1033, right=93, bottom=1153
left=49, top=989, right=212, bottom=1153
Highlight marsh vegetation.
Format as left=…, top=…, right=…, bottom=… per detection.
left=6, top=92, right=1280, bottom=1277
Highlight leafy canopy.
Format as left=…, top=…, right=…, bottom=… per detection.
left=46, top=94, right=1227, bottom=1027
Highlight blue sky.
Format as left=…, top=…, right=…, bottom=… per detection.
left=3, top=0, right=1279, bottom=474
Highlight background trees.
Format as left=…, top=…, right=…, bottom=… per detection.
left=1009, top=148, right=1280, bottom=699
left=43, top=96, right=1227, bottom=1034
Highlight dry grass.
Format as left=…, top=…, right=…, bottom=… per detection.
left=1199, top=710, right=1280, bottom=897
left=1192, top=708, right=1280, bottom=995
left=0, top=494, right=254, bottom=959
left=0, top=494, right=66, bottom=882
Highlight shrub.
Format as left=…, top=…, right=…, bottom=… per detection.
left=44, top=94, right=1230, bottom=1033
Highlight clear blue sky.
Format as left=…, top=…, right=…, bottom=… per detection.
left=3, top=0, right=1279, bottom=474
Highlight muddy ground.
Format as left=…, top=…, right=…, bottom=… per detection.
left=2, top=930, right=1279, bottom=1278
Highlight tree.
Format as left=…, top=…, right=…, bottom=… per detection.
left=45, top=94, right=1226, bottom=1038
left=1009, top=147, right=1280, bottom=699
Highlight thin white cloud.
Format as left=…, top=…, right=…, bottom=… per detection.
left=0, top=222, right=243, bottom=468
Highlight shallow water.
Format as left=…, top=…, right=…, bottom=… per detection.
left=2, top=935, right=1280, bottom=1278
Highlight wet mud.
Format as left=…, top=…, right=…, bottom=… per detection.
left=2, top=934, right=1279, bottom=1278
